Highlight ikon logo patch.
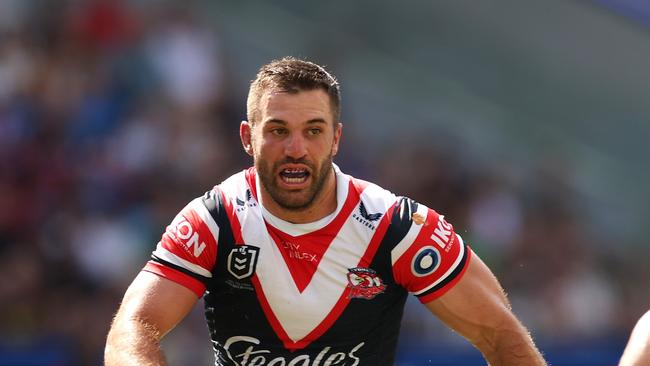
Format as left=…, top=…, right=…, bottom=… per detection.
left=227, top=245, right=260, bottom=280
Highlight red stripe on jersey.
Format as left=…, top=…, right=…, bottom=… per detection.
left=418, top=248, right=471, bottom=304
left=220, top=185, right=296, bottom=346
left=294, top=200, right=397, bottom=350
left=250, top=275, right=296, bottom=346
left=348, top=176, right=370, bottom=192
left=223, top=173, right=397, bottom=351
left=272, top=201, right=396, bottom=351
left=264, top=180, right=361, bottom=293
left=143, top=261, right=205, bottom=297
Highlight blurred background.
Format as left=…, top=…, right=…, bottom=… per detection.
left=1, top=0, right=648, bottom=365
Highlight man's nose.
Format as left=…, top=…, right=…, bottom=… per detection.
left=284, top=133, right=308, bottom=159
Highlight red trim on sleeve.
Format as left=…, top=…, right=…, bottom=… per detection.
left=418, top=248, right=472, bottom=304
left=143, top=261, right=206, bottom=298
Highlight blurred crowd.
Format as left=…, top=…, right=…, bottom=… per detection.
left=0, top=1, right=646, bottom=365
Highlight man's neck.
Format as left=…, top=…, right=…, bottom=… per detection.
left=259, top=167, right=338, bottom=224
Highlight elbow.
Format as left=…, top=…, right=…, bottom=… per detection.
left=104, top=315, right=165, bottom=365
left=471, top=314, right=543, bottom=364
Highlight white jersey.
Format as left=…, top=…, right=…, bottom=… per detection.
left=144, top=165, right=471, bottom=365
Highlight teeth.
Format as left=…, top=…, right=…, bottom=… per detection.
left=283, top=168, right=305, bottom=173
left=283, top=177, right=306, bottom=184
left=280, top=167, right=309, bottom=184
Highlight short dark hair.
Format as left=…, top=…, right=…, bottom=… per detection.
left=246, top=57, right=341, bottom=124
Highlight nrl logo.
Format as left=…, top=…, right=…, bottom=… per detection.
left=346, top=267, right=386, bottom=300
left=227, top=245, right=260, bottom=280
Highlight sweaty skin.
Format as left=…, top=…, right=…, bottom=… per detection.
left=426, top=254, right=547, bottom=365
left=240, top=89, right=342, bottom=223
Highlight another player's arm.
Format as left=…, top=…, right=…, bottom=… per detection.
left=619, top=309, right=650, bottom=366
left=425, top=252, right=547, bottom=366
left=105, top=271, right=199, bottom=366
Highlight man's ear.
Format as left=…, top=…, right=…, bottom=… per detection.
left=331, top=122, right=343, bottom=156
left=240, top=121, right=254, bottom=156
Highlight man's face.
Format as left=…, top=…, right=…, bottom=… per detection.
left=241, top=89, right=341, bottom=211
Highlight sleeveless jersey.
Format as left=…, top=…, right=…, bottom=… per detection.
left=143, top=166, right=471, bottom=366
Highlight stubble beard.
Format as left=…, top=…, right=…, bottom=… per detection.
left=256, top=154, right=334, bottom=211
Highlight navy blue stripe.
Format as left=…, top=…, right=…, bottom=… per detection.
left=150, top=254, right=210, bottom=284
left=381, top=197, right=417, bottom=251
left=202, top=188, right=235, bottom=276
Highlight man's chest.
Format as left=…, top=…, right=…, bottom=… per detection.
left=208, top=214, right=401, bottom=348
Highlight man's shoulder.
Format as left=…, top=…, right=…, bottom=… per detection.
left=345, top=172, right=413, bottom=208
left=343, top=172, right=442, bottom=234
left=214, top=168, right=253, bottom=196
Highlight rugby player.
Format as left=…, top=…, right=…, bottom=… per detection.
left=105, top=57, right=547, bottom=365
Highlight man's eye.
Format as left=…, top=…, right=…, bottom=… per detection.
left=308, top=128, right=322, bottom=136
left=271, top=128, right=287, bottom=136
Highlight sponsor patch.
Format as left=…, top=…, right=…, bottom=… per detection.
left=167, top=217, right=207, bottom=258
left=411, top=246, right=440, bottom=277
left=227, top=245, right=260, bottom=280
left=220, top=336, right=364, bottom=365
left=430, top=215, right=453, bottom=250
left=346, top=267, right=386, bottom=300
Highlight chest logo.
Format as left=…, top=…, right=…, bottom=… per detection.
left=359, top=201, right=382, bottom=221
left=227, top=245, right=260, bottom=280
left=352, top=201, right=382, bottom=231
left=346, top=267, right=386, bottom=300
left=236, top=189, right=256, bottom=212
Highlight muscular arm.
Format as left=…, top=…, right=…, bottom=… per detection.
left=105, top=271, right=199, bottom=366
left=425, top=251, right=547, bottom=366
left=619, top=310, right=650, bottom=366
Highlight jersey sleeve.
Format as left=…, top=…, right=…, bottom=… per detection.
left=391, top=201, right=471, bottom=303
left=143, top=191, right=220, bottom=297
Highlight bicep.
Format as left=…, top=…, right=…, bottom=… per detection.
left=113, top=271, right=199, bottom=338
left=424, top=250, right=514, bottom=345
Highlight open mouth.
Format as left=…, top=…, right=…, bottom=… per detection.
left=279, top=167, right=310, bottom=185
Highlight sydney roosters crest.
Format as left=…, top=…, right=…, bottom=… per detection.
left=346, top=267, right=386, bottom=300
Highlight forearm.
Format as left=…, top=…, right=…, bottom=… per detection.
left=105, top=316, right=167, bottom=366
left=475, top=323, right=546, bottom=366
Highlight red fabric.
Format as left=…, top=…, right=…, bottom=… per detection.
left=159, top=202, right=218, bottom=274
left=253, top=201, right=396, bottom=351
left=392, top=209, right=467, bottom=297
left=264, top=180, right=361, bottom=293
left=143, top=261, right=206, bottom=297
left=418, top=249, right=472, bottom=304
